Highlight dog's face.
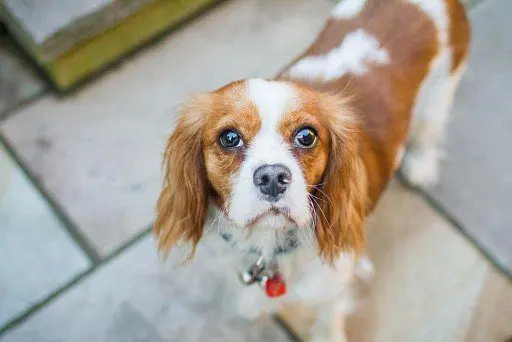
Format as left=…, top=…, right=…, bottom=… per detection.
left=204, top=80, right=328, bottom=230
left=154, top=79, right=367, bottom=262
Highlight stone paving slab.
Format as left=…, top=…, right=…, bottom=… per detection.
left=0, top=236, right=292, bottom=342
left=0, top=0, right=332, bottom=257
left=0, top=143, right=90, bottom=329
left=426, top=0, right=512, bottom=276
left=0, top=37, right=45, bottom=119
left=0, top=0, right=149, bottom=57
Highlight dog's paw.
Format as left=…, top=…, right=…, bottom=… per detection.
left=400, top=148, right=439, bottom=188
left=309, top=332, right=347, bottom=342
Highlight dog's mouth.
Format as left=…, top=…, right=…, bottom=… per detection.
left=246, top=206, right=296, bottom=228
left=219, top=206, right=303, bottom=257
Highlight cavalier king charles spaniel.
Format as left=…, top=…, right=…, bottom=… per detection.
left=154, top=0, right=470, bottom=340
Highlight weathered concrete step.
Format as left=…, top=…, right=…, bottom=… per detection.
left=0, top=0, right=218, bottom=90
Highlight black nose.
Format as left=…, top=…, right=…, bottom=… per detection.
left=253, top=164, right=292, bottom=201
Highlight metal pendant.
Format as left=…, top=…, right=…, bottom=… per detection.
left=239, top=256, right=287, bottom=298
left=239, top=256, right=268, bottom=286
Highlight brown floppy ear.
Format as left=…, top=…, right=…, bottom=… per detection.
left=315, top=94, right=368, bottom=264
left=154, top=94, right=212, bottom=259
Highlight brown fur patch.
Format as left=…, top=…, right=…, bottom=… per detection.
left=154, top=94, right=213, bottom=258
left=202, top=82, right=261, bottom=207
left=312, top=92, right=367, bottom=263
left=278, top=85, right=330, bottom=188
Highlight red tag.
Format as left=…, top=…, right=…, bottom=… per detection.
left=265, top=274, right=287, bottom=298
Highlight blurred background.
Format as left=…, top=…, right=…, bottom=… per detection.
left=0, top=0, right=511, bottom=341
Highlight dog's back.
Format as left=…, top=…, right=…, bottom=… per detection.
left=281, top=0, right=470, bottom=207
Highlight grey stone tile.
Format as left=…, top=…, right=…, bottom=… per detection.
left=0, top=38, right=45, bottom=119
left=426, top=0, right=512, bottom=276
left=0, top=236, right=292, bottom=342
left=0, top=0, right=333, bottom=256
left=0, top=143, right=90, bottom=329
left=0, top=0, right=154, bottom=59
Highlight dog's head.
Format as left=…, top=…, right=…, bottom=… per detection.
left=154, top=79, right=367, bottom=262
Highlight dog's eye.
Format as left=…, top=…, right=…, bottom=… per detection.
left=219, top=129, right=244, bottom=149
left=294, top=128, right=317, bottom=148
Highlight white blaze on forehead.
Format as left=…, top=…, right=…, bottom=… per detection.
left=408, top=0, right=449, bottom=44
left=287, top=29, right=390, bottom=82
left=331, top=0, right=367, bottom=19
left=244, top=79, right=298, bottom=165
left=246, top=79, right=298, bottom=125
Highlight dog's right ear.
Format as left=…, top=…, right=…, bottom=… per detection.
left=314, top=93, right=368, bottom=264
left=154, top=94, right=213, bottom=259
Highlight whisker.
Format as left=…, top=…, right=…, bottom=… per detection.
left=302, top=201, right=317, bottom=248
left=308, top=192, right=330, bottom=205
left=308, top=194, right=335, bottom=244
left=312, top=187, right=335, bottom=208
left=204, top=208, right=225, bottom=235
left=204, top=194, right=232, bottom=236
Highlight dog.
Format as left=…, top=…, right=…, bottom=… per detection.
left=154, top=0, right=470, bottom=340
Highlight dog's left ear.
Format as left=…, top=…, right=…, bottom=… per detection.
left=154, top=94, right=212, bottom=259
left=315, top=93, right=368, bottom=264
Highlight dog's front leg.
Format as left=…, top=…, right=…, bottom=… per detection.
left=309, top=302, right=349, bottom=342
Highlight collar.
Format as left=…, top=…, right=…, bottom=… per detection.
left=219, top=228, right=300, bottom=256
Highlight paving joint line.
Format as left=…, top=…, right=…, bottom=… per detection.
left=416, top=189, right=512, bottom=283
left=396, top=175, right=512, bottom=283
left=0, top=32, right=51, bottom=121
left=0, top=226, right=152, bottom=336
left=273, top=314, right=301, bottom=342
left=0, top=134, right=102, bottom=264
left=0, top=87, right=49, bottom=122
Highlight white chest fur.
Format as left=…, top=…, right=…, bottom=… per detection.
left=208, top=236, right=370, bottom=321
